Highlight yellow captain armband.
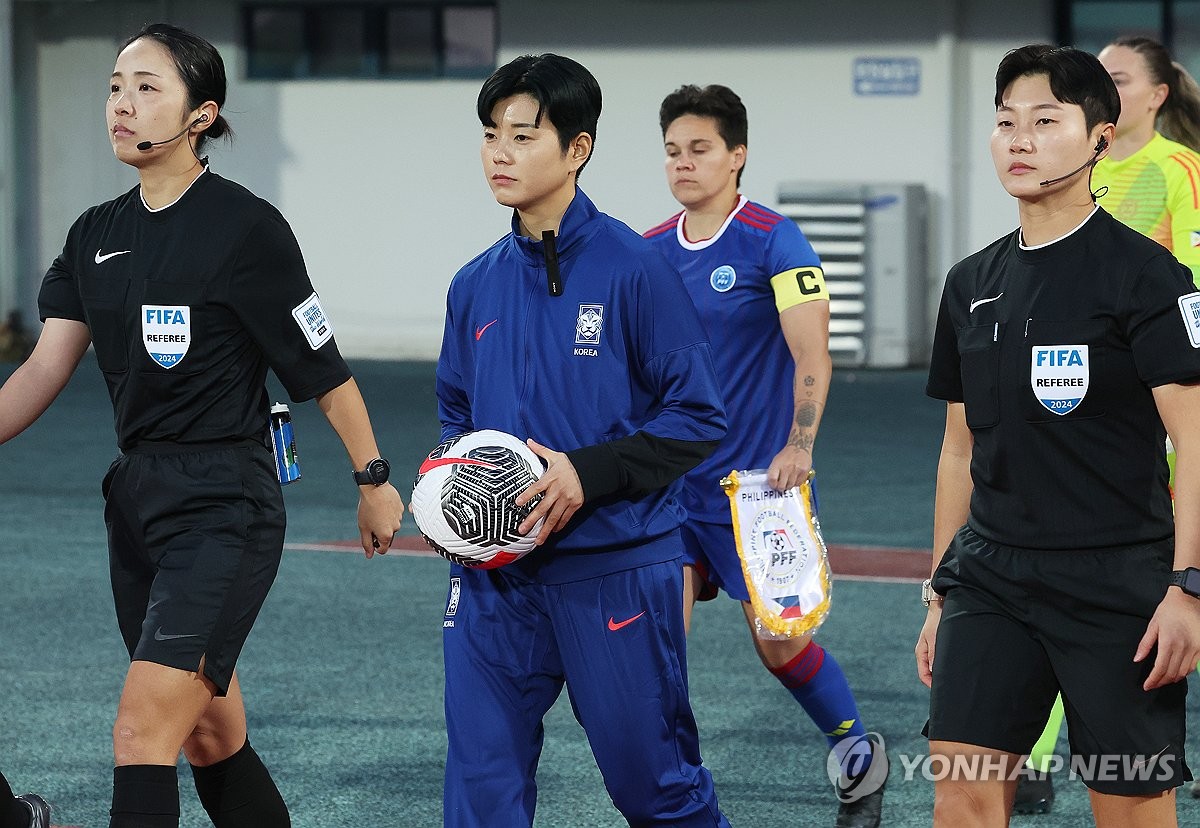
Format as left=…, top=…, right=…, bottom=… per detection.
left=771, top=266, right=829, bottom=312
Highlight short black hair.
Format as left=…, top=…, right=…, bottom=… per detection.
left=477, top=54, right=602, bottom=178
left=659, top=84, right=748, bottom=185
left=120, top=23, right=232, bottom=152
left=995, top=44, right=1120, bottom=131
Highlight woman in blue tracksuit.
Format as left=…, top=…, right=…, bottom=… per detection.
left=436, top=53, right=731, bottom=827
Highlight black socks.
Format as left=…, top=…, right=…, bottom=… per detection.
left=109, top=764, right=179, bottom=828
left=190, top=741, right=290, bottom=828
left=104, top=742, right=289, bottom=828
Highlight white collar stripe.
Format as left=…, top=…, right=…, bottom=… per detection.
left=140, top=168, right=207, bottom=213
left=1019, top=205, right=1099, bottom=250
left=676, top=195, right=749, bottom=251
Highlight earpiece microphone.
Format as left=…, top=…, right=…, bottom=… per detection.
left=1038, top=135, right=1109, bottom=187
left=136, top=114, right=208, bottom=151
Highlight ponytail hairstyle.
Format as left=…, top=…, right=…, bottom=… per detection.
left=120, top=23, right=233, bottom=153
left=1112, top=36, right=1200, bottom=153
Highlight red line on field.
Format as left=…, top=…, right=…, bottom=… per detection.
left=286, top=539, right=930, bottom=582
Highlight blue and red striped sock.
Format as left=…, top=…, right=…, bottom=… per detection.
left=769, top=641, right=867, bottom=751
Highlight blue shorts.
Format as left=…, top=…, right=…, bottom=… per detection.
left=680, top=520, right=750, bottom=602
left=442, top=558, right=729, bottom=828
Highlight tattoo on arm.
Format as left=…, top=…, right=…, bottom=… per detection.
left=788, top=431, right=815, bottom=453
left=786, top=400, right=820, bottom=453
left=795, top=401, right=818, bottom=428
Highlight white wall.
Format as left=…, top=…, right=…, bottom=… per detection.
left=10, top=0, right=1055, bottom=361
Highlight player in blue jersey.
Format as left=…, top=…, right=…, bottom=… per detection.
left=645, top=84, right=885, bottom=828
left=435, top=55, right=731, bottom=827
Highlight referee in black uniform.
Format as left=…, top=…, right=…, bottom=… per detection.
left=916, top=45, right=1200, bottom=826
left=0, top=24, right=404, bottom=828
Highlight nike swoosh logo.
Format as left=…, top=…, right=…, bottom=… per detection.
left=418, top=455, right=498, bottom=475
left=474, top=319, right=498, bottom=340
left=969, top=293, right=1003, bottom=312
left=153, top=627, right=198, bottom=642
left=95, top=249, right=131, bottom=264
left=607, top=611, right=646, bottom=632
left=1130, top=745, right=1171, bottom=770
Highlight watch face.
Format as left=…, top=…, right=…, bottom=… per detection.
left=1183, top=568, right=1200, bottom=597
left=368, top=458, right=390, bottom=484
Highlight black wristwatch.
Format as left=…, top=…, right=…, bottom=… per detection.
left=1169, top=567, right=1200, bottom=599
left=352, top=457, right=390, bottom=486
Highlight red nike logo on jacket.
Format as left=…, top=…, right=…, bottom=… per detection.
left=607, top=611, right=645, bottom=631
left=475, top=319, right=498, bottom=340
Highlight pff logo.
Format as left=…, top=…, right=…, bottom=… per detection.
left=826, top=732, right=889, bottom=803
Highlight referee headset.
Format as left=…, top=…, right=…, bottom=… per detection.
left=1038, top=134, right=1110, bottom=187
left=137, top=112, right=211, bottom=164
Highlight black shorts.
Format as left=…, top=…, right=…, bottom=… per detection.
left=102, top=441, right=286, bottom=695
left=928, top=525, right=1191, bottom=796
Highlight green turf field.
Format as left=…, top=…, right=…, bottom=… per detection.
left=2, top=357, right=1197, bottom=826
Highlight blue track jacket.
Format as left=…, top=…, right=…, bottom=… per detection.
left=436, top=189, right=727, bottom=582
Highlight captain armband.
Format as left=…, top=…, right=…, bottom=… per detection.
left=771, top=266, right=829, bottom=312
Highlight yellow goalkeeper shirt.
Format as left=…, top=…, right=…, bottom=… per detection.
left=1092, top=132, right=1200, bottom=286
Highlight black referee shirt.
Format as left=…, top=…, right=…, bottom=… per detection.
left=38, top=170, right=351, bottom=451
left=928, top=207, right=1200, bottom=549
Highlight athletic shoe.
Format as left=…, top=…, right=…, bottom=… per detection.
left=16, top=793, right=50, bottom=828
left=1012, top=772, right=1054, bottom=815
left=835, top=783, right=884, bottom=828
left=833, top=733, right=887, bottom=828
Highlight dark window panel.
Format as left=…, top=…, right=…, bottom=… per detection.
left=248, top=7, right=306, bottom=79
left=385, top=7, right=438, bottom=75
left=443, top=6, right=496, bottom=77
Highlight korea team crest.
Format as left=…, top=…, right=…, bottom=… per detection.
left=444, top=576, right=461, bottom=628
left=575, top=304, right=604, bottom=345
left=142, top=305, right=190, bottom=369
left=1030, top=344, right=1089, bottom=415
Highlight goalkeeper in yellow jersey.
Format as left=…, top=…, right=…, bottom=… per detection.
left=1094, top=36, right=1200, bottom=286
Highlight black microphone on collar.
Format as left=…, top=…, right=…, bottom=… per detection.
left=542, top=230, right=563, bottom=296
left=136, top=114, right=208, bottom=152
left=1038, top=135, right=1108, bottom=187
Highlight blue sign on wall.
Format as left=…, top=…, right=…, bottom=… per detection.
left=853, top=57, right=921, bottom=96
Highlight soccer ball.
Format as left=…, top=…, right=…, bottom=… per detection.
left=410, top=429, right=545, bottom=568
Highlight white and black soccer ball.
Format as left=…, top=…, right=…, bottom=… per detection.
left=410, top=429, right=545, bottom=568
